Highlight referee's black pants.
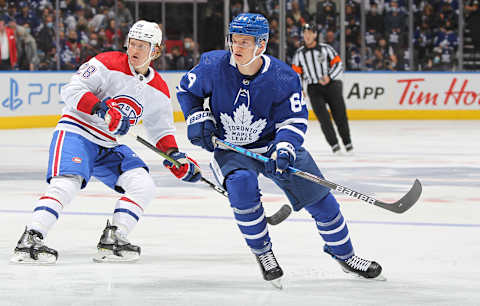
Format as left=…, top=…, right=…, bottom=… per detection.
left=307, top=80, right=351, bottom=147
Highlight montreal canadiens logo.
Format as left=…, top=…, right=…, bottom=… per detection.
left=113, top=95, right=143, bottom=125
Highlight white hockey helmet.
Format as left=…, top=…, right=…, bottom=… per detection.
left=126, top=20, right=162, bottom=69
left=126, top=20, right=162, bottom=49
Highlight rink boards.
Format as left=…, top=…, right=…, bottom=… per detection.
left=1, top=71, right=479, bottom=129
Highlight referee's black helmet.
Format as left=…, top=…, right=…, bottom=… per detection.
left=302, top=23, right=317, bottom=33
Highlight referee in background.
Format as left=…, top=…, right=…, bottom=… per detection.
left=292, top=23, right=353, bottom=155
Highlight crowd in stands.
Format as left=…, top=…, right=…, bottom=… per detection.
left=243, top=0, right=480, bottom=71
left=0, top=0, right=479, bottom=71
left=0, top=0, right=200, bottom=71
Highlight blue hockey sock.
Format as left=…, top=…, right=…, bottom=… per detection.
left=305, top=193, right=354, bottom=259
left=226, top=170, right=271, bottom=254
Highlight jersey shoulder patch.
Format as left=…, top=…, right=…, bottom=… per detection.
left=95, top=52, right=132, bottom=76
left=148, top=72, right=170, bottom=98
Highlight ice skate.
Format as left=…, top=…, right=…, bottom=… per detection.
left=255, top=250, right=284, bottom=289
left=331, top=144, right=341, bottom=155
left=93, top=220, right=141, bottom=263
left=345, top=143, right=354, bottom=156
left=324, top=245, right=385, bottom=281
left=10, top=227, right=58, bottom=264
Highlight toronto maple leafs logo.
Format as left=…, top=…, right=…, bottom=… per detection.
left=220, top=104, right=267, bottom=145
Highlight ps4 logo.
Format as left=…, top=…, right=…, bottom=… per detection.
left=1, top=77, right=67, bottom=111
left=1, top=78, right=22, bottom=110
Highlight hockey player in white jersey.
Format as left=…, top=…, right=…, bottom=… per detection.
left=11, top=20, right=201, bottom=264
left=176, top=13, right=383, bottom=288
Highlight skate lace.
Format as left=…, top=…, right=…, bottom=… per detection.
left=259, top=252, right=279, bottom=271
left=345, top=256, right=371, bottom=272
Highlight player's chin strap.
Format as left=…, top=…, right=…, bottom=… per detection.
left=129, top=46, right=156, bottom=71
left=122, top=132, right=292, bottom=225
left=237, top=45, right=264, bottom=67
left=228, top=37, right=265, bottom=67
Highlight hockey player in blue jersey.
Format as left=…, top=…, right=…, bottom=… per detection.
left=176, top=13, right=383, bottom=288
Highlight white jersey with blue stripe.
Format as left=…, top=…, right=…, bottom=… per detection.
left=177, top=50, right=308, bottom=153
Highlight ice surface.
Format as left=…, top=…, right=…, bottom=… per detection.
left=0, top=120, right=479, bottom=306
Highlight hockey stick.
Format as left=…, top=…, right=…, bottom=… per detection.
left=213, top=137, right=422, bottom=214
left=132, top=134, right=292, bottom=225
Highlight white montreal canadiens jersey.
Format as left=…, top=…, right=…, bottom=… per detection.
left=59, top=51, right=175, bottom=148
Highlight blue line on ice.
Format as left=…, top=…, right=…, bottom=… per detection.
left=1, top=209, right=479, bottom=228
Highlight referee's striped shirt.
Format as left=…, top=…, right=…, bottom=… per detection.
left=292, top=43, right=343, bottom=85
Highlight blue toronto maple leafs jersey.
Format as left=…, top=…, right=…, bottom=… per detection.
left=177, top=50, right=308, bottom=153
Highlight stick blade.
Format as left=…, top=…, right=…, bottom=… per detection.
left=266, top=205, right=292, bottom=225
left=375, top=179, right=422, bottom=214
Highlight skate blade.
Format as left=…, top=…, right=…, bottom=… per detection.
left=269, top=278, right=283, bottom=290
left=341, top=267, right=387, bottom=281
left=93, top=249, right=139, bottom=263
left=10, top=252, right=57, bottom=265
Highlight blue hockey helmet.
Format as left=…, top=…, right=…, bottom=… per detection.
left=229, top=13, right=269, bottom=46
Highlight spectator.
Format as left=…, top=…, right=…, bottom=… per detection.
left=165, top=45, right=185, bottom=70
left=466, top=0, right=480, bottom=66
left=182, top=35, right=199, bottom=70
left=116, top=0, right=133, bottom=34
left=231, top=0, right=244, bottom=18
left=267, top=17, right=279, bottom=58
left=15, top=25, right=39, bottom=70
left=289, top=0, right=307, bottom=26
left=61, top=30, right=82, bottom=70
left=76, top=15, right=90, bottom=44
left=414, top=21, right=433, bottom=70
left=365, top=28, right=379, bottom=50
left=385, top=1, right=405, bottom=32
left=431, top=45, right=455, bottom=70
left=377, top=38, right=397, bottom=70
left=366, top=0, right=385, bottom=14
left=36, top=13, right=55, bottom=54
left=347, top=45, right=362, bottom=70
left=105, top=18, right=122, bottom=50
left=80, top=31, right=101, bottom=63
left=16, top=1, right=41, bottom=30
left=385, top=0, right=407, bottom=14
left=6, top=1, right=16, bottom=20
left=38, top=47, right=58, bottom=70
left=396, top=42, right=411, bottom=71
left=0, top=15, right=17, bottom=70
left=316, top=0, right=336, bottom=30
left=59, top=0, right=79, bottom=16
left=388, top=27, right=403, bottom=54
left=366, top=2, right=385, bottom=34
left=199, top=2, right=223, bottom=52
left=97, top=28, right=111, bottom=50
left=88, top=6, right=108, bottom=32
left=324, top=29, right=339, bottom=52
left=286, top=14, right=301, bottom=63
left=84, top=0, right=100, bottom=19
left=372, top=47, right=388, bottom=70
left=0, top=0, right=7, bottom=14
